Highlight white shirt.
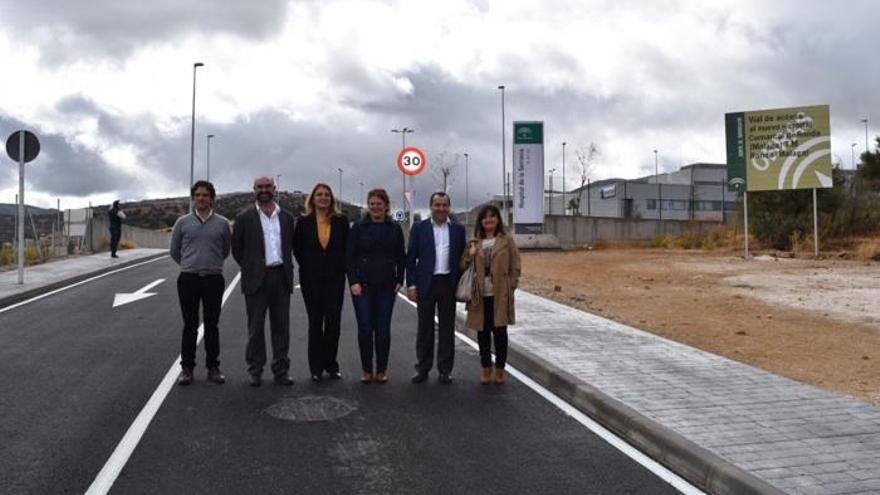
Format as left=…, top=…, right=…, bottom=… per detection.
left=257, top=203, right=283, bottom=267
left=432, top=218, right=450, bottom=275
left=482, top=237, right=496, bottom=296
left=195, top=208, right=213, bottom=223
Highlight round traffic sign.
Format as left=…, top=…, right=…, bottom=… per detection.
left=6, top=130, right=40, bottom=163
left=392, top=209, right=406, bottom=222
left=397, top=146, right=427, bottom=176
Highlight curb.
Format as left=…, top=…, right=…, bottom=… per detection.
left=0, top=251, right=169, bottom=310
left=455, top=315, right=785, bottom=495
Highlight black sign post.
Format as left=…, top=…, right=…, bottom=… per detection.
left=6, top=130, right=40, bottom=284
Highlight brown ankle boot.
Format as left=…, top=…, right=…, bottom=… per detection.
left=494, top=367, right=506, bottom=384
left=480, top=368, right=492, bottom=384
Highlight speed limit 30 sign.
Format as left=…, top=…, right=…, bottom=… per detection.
left=397, top=146, right=427, bottom=176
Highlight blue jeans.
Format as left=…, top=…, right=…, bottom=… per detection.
left=352, top=285, right=396, bottom=373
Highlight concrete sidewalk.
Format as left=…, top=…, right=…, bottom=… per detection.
left=456, top=292, right=880, bottom=494
left=0, top=249, right=167, bottom=308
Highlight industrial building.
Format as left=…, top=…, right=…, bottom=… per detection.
left=545, top=162, right=737, bottom=222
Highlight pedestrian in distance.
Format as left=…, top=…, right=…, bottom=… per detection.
left=293, top=182, right=350, bottom=383
left=460, top=204, right=521, bottom=385
left=232, top=176, right=296, bottom=387
left=108, top=200, right=126, bottom=258
left=169, top=181, right=231, bottom=386
left=345, top=189, right=406, bottom=384
left=406, top=192, right=466, bottom=384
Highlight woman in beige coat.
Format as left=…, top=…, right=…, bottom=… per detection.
left=460, top=204, right=521, bottom=384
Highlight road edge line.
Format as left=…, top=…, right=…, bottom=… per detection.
left=0, top=252, right=169, bottom=314
left=85, top=272, right=241, bottom=495
left=395, top=293, right=706, bottom=494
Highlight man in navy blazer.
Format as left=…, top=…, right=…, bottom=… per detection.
left=406, top=192, right=466, bottom=384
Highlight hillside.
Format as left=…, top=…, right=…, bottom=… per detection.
left=0, top=191, right=365, bottom=243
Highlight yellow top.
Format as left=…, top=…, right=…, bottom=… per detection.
left=317, top=215, right=331, bottom=249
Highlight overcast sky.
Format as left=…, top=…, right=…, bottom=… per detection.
left=0, top=0, right=878, bottom=210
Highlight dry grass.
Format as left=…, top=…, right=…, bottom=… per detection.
left=593, top=239, right=646, bottom=250
left=856, top=238, right=880, bottom=261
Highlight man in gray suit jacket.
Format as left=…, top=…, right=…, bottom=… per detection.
left=232, top=176, right=296, bottom=387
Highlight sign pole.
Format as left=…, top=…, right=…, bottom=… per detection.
left=743, top=191, right=750, bottom=260
left=813, top=188, right=819, bottom=258
left=409, top=176, right=414, bottom=229
left=17, top=131, right=25, bottom=284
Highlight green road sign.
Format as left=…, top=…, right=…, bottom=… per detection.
left=725, top=105, right=832, bottom=192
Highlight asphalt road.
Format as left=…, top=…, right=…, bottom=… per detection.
left=0, top=257, right=683, bottom=494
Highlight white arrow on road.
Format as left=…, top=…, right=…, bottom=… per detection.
left=113, top=279, right=165, bottom=308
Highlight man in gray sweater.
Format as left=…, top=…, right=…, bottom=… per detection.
left=170, top=180, right=232, bottom=386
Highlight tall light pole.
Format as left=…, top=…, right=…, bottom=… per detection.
left=562, top=141, right=567, bottom=215
left=852, top=143, right=858, bottom=169
left=359, top=181, right=364, bottom=207
left=275, top=174, right=281, bottom=190
left=498, top=85, right=508, bottom=225
left=863, top=118, right=870, bottom=155
left=206, top=134, right=215, bottom=182
left=189, top=62, right=204, bottom=211
left=547, top=168, right=556, bottom=215
left=391, top=127, right=414, bottom=224
left=463, top=152, right=469, bottom=231
left=337, top=167, right=343, bottom=204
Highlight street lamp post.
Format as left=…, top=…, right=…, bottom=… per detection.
left=275, top=174, right=281, bottom=190
left=498, top=85, right=507, bottom=225
left=863, top=118, right=870, bottom=155
left=391, top=127, right=414, bottom=226
left=359, top=181, right=364, bottom=207
left=562, top=141, right=567, bottom=215
left=852, top=143, right=858, bottom=169
left=189, top=62, right=204, bottom=212
left=548, top=168, right=556, bottom=215
left=337, top=168, right=343, bottom=205
left=464, top=152, right=469, bottom=232
left=206, top=134, right=215, bottom=182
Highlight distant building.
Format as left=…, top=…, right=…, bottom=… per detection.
left=547, top=162, right=738, bottom=222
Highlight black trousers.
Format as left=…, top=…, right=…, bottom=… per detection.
left=352, top=284, right=396, bottom=373
left=301, top=276, right=345, bottom=375
left=244, top=267, right=291, bottom=377
left=416, top=274, right=456, bottom=374
left=177, top=272, right=225, bottom=370
left=109, top=227, right=121, bottom=255
left=477, top=296, right=508, bottom=369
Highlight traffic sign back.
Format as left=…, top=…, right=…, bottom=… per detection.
left=6, top=130, right=40, bottom=163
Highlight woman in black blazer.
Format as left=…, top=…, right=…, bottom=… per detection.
left=345, top=188, right=405, bottom=384
left=293, top=182, right=350, bottom=382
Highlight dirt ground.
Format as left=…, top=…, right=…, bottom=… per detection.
left=519, top=248, right=880, bottom=406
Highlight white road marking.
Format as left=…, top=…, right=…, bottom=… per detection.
left=86, top=272, right=241, bottom=495
left=112, top=278, right=165, bottom=308
left=0, top=256, right=167, bottom=315
left=396, top=293, right=704, bottom=495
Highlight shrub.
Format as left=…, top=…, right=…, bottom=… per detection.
left=856, top=238, right=880, bottom=261
left=0, top=246, right=13, bottom=265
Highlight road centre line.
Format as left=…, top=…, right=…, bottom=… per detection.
left=85, top=272, right=242, bottom=495
left=396, top=293, right=704, bottom=495
left=0, top=256, right=168, bottom=315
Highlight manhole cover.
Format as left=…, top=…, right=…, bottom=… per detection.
left=265, top=395, right=357, bottom=422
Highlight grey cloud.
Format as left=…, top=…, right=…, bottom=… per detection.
left=0, top=114, right=133, bottom=196
left=0, top=0, right=289, bottom=64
